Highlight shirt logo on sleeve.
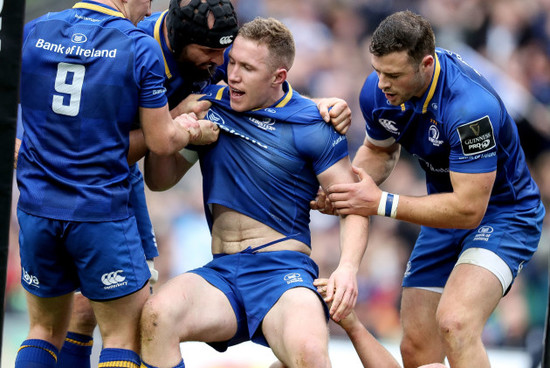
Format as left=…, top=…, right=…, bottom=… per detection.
left=456, top=116, right=496, bottom=156
left=378, top=118, right=399, bottom=133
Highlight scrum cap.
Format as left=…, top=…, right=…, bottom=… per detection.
left=167, top=0, right=239, bottom=55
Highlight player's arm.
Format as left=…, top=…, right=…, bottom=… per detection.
left=139, top=104, right=197, bottom=156
left=388, top=169, right=495, bottom=228
left=316, top=157, right=369, bottom=323
left=128, top=128, right=147, bottom=166
left=313, top=279, right=401, bottom=368
left=128, top=93, right=214, bottom=166
left=311, top=97, right=352, bottom=134
left=144, top=113, right=218, bottom=192
left=144, top=148, right=198, bottom=191
left=353, top=136, right=400, bottom=185
left=170, top=94, right=212, bottom=119
left=327, top=165, right=495, bottom=229
left=310, top=137, right=399, bottom=214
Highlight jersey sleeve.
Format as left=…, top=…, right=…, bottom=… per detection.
left=294, top=111, right=349, bottom=175
left=134, top=34, right=168, bottom=108
left=359, top=72, right=396, bottom=147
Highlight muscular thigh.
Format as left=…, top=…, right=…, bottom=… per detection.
left=401, top=287, right=441, bottom=339
left=263, top=287, right=329, bottom=358
left=153, top=272, right=238, bottom=342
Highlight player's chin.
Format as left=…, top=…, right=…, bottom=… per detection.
left=229, top=97, right=248, bottom=112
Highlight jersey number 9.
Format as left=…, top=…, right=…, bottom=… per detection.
left=52, top=62, right=85, bottom=117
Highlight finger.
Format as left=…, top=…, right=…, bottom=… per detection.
left=325, top=278, right=335, bottom=301
left=313, top=278, right=328, bottom=287
left=331, top=288, right=353, bottom=321
left=329, top=290, right=343, bottom=320
left=335, top=119, right=351, bottom=135
left=328, top=102, right=345, bottom=119
left=318, top=104, right=330, bottom=123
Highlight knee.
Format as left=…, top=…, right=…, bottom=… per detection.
left=400, top=333, right=419, bottom=361
left=140, top=295, right=178, bottom=339
left=69, top=294, right=96, bottom=332
left=435, top=309, right=474, bottom=346
left=292, top=339, right=330, bottom=368
left=69, top=305, right=97, bottom=336
left=141, top=297, right=163, bottom=335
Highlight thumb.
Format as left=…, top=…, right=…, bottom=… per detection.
left=318, top=104, right=330, bottom=123
left=351, top=165, right=365, bottom=179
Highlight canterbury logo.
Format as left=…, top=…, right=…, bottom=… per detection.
left=101, top=270, right=126, bottom=286
left=219, top=35, right=234, bottom=45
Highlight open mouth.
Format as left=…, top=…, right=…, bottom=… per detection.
left=230, top=87, right=245, bottom=98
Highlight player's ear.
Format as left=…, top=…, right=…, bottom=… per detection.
left=421, top=54, right=434, bottom=70
left=272, top=68, right=287, bottom=86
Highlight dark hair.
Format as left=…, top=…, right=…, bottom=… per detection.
left=370, top=10, right=435, bottom=65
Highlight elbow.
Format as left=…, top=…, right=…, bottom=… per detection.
left=144, top=177, right=165, bottom=192
left=458, top=206, right=486, bottom=229
left=147, top=140, right=179, bottom=156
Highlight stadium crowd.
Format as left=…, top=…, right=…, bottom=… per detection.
left=7, top=0, right=550, bottom=366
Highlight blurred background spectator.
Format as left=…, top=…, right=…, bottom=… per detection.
left=6, top=0, right=550, bottom=366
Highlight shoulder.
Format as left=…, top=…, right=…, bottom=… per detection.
left=284, top=90, right=325, bottom=125
left=437, top=50, right=504, bottom=127
left=137, top=11, right=163, bottom=35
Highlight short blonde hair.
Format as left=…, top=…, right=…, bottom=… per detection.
left=237, top=17, right=295, bottom=71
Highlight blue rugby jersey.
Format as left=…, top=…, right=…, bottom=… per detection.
left=359, top=48, right=541, bottom=216
left=17, top=1, right=168, bottom=221
left=197, top=83, right=349, bottom=247
left=138, top=11, right=229, bottom=107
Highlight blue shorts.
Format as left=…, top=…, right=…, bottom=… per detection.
left=189, top=249, right=329, bottom=351
left=18, top=209, right=150, bottom=300
left=129, top=165, right=158, bottom=260
left=403, top=202, right=545, bottom=291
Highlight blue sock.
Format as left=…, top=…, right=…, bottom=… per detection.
left=99, top=348, right=141, bottom=368
left=15, top=339, right=59, bottom=368
left=141, top=359, right=185, bottom=368
left=56, top=332, right=93, bottom=368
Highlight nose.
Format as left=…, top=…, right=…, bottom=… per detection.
left=227, top=63, right=240, bottom=83
left=378, top=74, right=391, bottom=91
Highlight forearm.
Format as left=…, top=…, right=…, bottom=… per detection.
left=352, top=142, right=399, bottom=185
left=338, top=214, right=369, bottom=271
left=388, top=191, right=486, bottom=229
left=128, top=129, right=147, bottom=165
left=140, top=106, right=194, bottom=156
left=345, top=321, right=400, bottom=368
left=144, top=152, right=192, bottom=191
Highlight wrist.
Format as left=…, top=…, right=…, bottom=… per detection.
left=377, top=191, right=399, bottom=218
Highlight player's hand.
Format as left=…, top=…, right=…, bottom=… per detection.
left=323, top=266, right=358, bottom=323
left=316, top=97, right=352, bottom=135
left=326, top=166, right=382, bottom=217
left=309, top=187, right=337, bottom=215
left=172, top=94, right=212, bottom=119
left=191, top=119, right=220, bottom=145
left=314, top=278, right=360, bottom=332
left=174, top=112, right=201, bottom=142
